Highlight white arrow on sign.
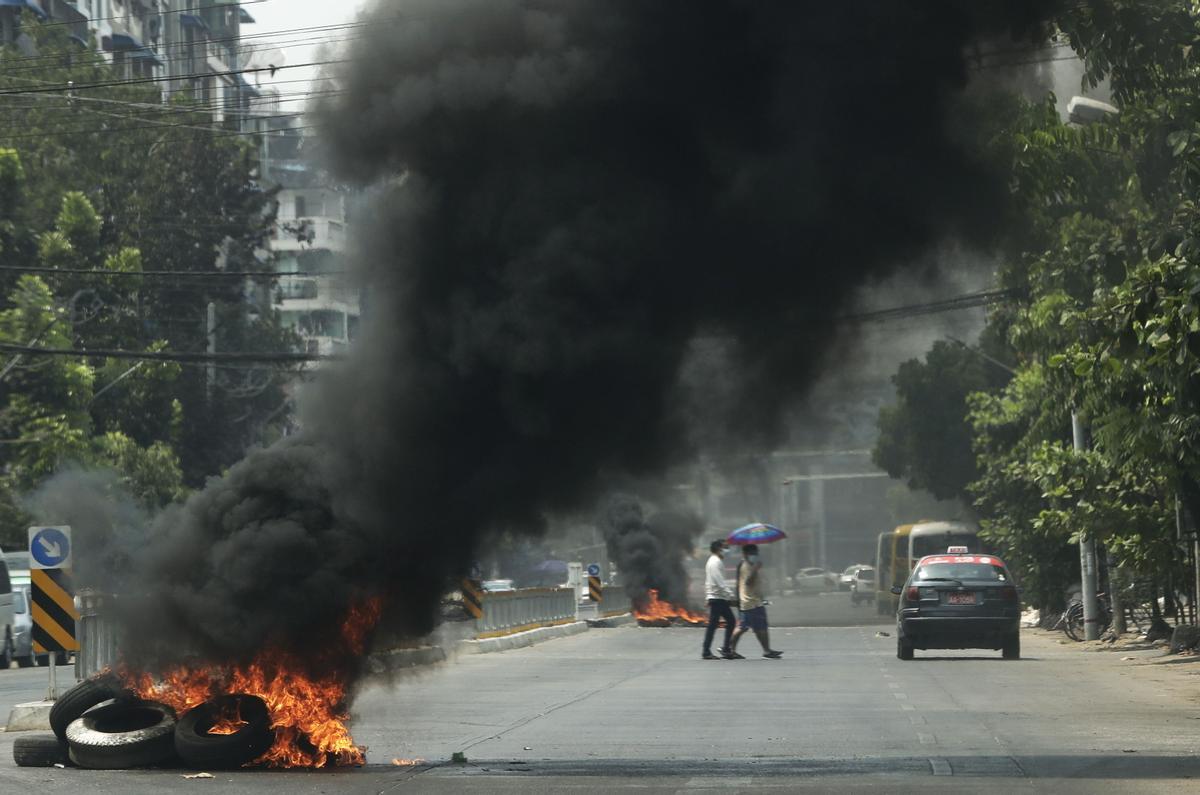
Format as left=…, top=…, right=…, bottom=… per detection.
left=39, top=536, right=62, bottom=559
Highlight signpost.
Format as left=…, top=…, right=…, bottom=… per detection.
left=28, top=526, right=77, bottom=700
left=587, top=563, right=602, bottom=604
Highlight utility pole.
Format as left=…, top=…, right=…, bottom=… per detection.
left=1072, top=411, right=1101, bottom=641
left=206, top=301, right=217, bottom=404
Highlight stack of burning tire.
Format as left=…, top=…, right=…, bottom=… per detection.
left=12, top=673, right=274, bottom=770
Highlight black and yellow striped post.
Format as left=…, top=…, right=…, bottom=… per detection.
left=462, top=578, right=484, bottom=620
left=588, top=575, right=602, bottom=604
left=32, top=567, right=79, bottom=656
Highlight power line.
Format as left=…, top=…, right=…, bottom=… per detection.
left=0, top=342, right=335, bottom=363
left=0, top=57, right=347, bottom=96
left=839, top=289, right=1017, bottom=324
left=0, top=265, right=348, bottom=279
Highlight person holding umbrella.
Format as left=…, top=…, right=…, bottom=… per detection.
left=726, top=523, right=786, bottom=659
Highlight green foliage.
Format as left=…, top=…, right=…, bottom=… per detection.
left=874, top=341, right=1008, bottom=501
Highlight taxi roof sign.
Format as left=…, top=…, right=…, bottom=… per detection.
left=946, top=545, right=969, bottom=554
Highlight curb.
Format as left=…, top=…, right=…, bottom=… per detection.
left=5, top=701, right=53, bottom=733
left=586, top=612, right=635, bottom=628
left=455, top=620, right=589, bottom=655
left=365, top=645, right=448, bottom=674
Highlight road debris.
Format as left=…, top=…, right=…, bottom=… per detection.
left=875, top=631, right=891, bottom=638
left=391, top=758, right=426, bottom=767
left=183, top=772, right=215, bottom=779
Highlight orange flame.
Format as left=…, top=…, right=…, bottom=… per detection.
left=633, top=589, right=708, bottom=625
left=121, top=597, right=383, bottom=768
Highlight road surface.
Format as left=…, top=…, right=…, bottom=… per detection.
left=1, top=593, right=1197, bottom=792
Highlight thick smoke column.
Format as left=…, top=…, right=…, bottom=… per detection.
left=85, top=1, right=1063, bottom=671
left=598, top=495, right=702, bottom=608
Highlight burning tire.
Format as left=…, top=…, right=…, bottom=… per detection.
left=49, top=672, right=131, bottom=741
left=174, top=694, right=274, bottom=769
left=13, top=733, right=70, bottom=767
left=65, top=699, right=178, bottom=769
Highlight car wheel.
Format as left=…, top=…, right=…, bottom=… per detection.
left=66, top=699, right=177, bottom=769
left=13, top=733, right=70, bottom=768
left=16, top=654, right=35, bottom=668
left=897, top=636, right=914, bottom=661
left=50, top=672, right=131, bottom=742
left=0, top=632, right=12, bottom=669
left=1002, top=634, right=1020, bottom=660
left=174, top=694, right=275, bottom=769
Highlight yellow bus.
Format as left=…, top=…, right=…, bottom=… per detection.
left=875, top=521, right=979, bottom=614
left=875, top=524, right=914, bottom=614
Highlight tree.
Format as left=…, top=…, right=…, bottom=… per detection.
left=0, top=22, right=297, bottom=485
left=874, top=340, right=1009, bottom=502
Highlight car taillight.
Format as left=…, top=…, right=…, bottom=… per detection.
left=999, top=586, right=1018, bottom=601
left=906, top=586, right=920, bottom=602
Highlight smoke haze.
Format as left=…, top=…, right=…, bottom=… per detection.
left=598, top=494, right=702, bottom=608
left=74, top=1, right=1067, bottom=672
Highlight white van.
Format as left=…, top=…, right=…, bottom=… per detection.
left=0, top=546, right=14, bottom=669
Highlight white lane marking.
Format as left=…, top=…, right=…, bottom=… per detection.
left=893, top=692, right=909, bottom=700
left=900, top=704, right=916, bottom=711
left=888, top=682, right=901, bottom=689
left=909, top=715, right=927, bottom=725
left=930, top=758, right=953, bottom=776
left=918, top=733, right=937, bottom=745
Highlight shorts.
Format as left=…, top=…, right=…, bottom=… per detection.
left=739, top=606, right=768, bottom=631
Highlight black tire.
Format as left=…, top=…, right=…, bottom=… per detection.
left=50, top=672, right=132, bottom=741
left=16, top=654, right=36, bottom=668
left=1002, top=634, right=1021, bottom=660
left=66, top=699, right=177, bottom=769
left=55, top=652, right=69, bottom=666
left=0, top=631, right=12, bottom=669
left=13, top=733, right=70, bottom=767
left=174, top=694, right=275, bottom=769
left=897, top=636, right=914, bottom=661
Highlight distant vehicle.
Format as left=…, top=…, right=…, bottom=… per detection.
left=11, top=585, right=67, bottom=669
left=839, top=564, right=871, bottom=591
left=481, top=579, right=516, bottom=592
left=793, top=567, right=834, bottom=593
left=850, top=567, right=876, bottom=606
left=893, top=552, right=1021, bottom=660
left=0, top=546, right=13, bottom=668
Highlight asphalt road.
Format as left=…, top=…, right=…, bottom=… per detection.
left=0, top=662, right=76, bottom=718
left=2, top=594, right=1198, bottom=792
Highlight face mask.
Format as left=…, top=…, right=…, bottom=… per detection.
left=747, top=554, right=759, bottom=564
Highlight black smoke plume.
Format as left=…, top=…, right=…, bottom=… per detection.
left=598, top=495, right=702, bottom=609
left=81, top=1, right=1065, bottom=671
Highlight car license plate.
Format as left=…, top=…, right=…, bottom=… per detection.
left=947, top=593, right=976, bottom=605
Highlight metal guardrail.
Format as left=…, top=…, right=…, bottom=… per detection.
left=476, top=587, right=576, bottom=639
left=75, top=589, right=117, bottom=681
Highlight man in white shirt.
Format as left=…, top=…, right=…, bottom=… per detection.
left=703, top=540, right=739, bottom=660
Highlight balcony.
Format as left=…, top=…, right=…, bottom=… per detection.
left=270, top=217, right=346, bottom=252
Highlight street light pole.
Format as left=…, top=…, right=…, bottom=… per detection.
left=1072, top=411, right=1101, bottom=641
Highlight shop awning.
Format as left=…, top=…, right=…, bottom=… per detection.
left=0, top=0, right=47, bottom=20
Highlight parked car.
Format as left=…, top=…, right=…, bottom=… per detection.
left=11, top=585, right=68, bottom=668
left=482, top=579, right=516, bottom=592
left=839, top=564, right=872, bottom=591
left=893, top=552, right=1021, bottom=660
left=850, top=567, right=876, bottom=605
left=793, top=567, right=835, bottom=593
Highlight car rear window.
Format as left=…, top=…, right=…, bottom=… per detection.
left=915, top=562, right=1009, bottom=582
left=856, top=569, right=874, bottom=580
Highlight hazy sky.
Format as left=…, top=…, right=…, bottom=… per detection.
left=240, top=0, right=370, bottom=112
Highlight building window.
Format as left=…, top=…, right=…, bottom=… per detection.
left=294, top=195, right=307, bottom=219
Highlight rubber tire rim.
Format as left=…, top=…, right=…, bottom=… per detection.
left=174, top=694, right=275, bottom=769
left=49, top=672, right=130, bottom=741
left=65, top=699, right=177, bottom=770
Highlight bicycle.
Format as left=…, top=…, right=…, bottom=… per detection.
left=1058, top=592, right=1113, bottom=641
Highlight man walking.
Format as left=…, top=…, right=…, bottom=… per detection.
left=731, top=544, right=783, bottom=659
left=702, top=540, right=738, bottom=660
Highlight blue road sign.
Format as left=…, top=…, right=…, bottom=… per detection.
left=587, top=563, right=601, bottom=577
left=29, top=526, right=72, bottom=569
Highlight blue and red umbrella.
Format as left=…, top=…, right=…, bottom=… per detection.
left=726, top=523, right=787, bottom=546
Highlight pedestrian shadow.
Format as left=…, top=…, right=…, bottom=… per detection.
left=907, top=656, right=1040, bottom=662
